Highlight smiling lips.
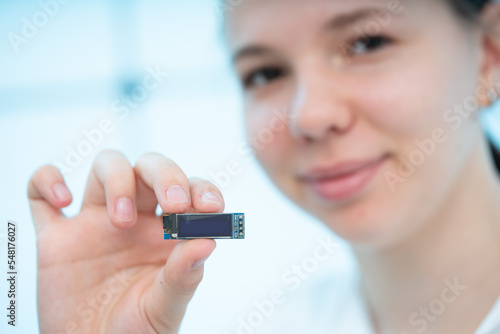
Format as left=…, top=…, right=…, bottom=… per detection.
left=300, top=154, right=389, bottom=201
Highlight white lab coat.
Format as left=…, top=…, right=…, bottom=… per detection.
left=258, top=265, right=500, bottom=334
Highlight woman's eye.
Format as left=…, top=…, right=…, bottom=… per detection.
left=242, top=67, right=285, bottom=89
left=347, top=35, right=391, bottom=56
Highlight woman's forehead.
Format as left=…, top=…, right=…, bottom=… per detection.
left=223, top=0, right=445, bottom=54
left=224, top=0, right=423, bottom=27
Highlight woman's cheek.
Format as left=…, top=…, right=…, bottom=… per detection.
left=358, top=72, right=441, bottom=138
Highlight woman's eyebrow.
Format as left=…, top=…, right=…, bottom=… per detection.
left=325, top=6, right=394, bottom=31
left=232, top=45, right=272, bottom=65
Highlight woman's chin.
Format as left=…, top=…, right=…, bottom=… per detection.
left=310, top=194, right=415, bottom=250
left=325, top=217, right=399, bottom=249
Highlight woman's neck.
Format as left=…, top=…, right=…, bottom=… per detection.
left=354, top=133, right=500, bottom=334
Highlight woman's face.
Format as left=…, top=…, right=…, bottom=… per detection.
left=225, top=0, right=489, bottom=248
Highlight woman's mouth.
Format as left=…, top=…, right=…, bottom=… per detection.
left=300, top=154, right=390, bottom=202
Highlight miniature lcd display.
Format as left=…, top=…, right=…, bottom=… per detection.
left=177, top=214, right=233, bottom=238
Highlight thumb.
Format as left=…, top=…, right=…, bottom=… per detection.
left=143, top=239, right=216, bottom=333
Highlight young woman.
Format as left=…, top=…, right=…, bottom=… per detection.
left=28, top=0, right=500, bottom=333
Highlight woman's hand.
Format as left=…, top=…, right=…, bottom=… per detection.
left=28, top=150, right=224, bottom=333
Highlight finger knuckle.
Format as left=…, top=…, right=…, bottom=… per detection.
left=30, top=164, right=59, bottom=183
left=27, top=164, right=62, bottom=198
left=158, top=167, right=187, bottom=185
left=175, top=278, right=202, bottom=296
left=165, top=271, right=202, bottom=296
left=96, top=148, right=120, bottom=159
left=138, top=152, right=168, bottom=164
left=94, top=149, right=126, bottom=166
left=190, top=177, right=221, bottom=193
left=94, top=150, right=131, bottom=173
left=135, top=152, right=171, bottom=174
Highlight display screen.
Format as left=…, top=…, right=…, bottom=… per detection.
left=177, top=214, right=233, bottom=237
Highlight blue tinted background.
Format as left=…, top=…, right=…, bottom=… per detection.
left=0, top=1, right=351, bottom=333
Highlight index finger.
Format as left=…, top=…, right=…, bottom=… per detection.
left=134, top=153, right=192, bottom=214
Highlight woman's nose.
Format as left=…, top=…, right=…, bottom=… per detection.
left=289, top=70, right=355, bottom=143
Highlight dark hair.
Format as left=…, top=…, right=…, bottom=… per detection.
left=449, top=0, right=500, bottom=172
left=451, top=0, right=491, bottom=14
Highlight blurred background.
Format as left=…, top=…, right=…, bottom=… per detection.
left=1, top=1, right=500, bottom=333
left=0, top=1, right=354, bottom=333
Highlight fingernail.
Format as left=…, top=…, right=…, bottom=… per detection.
left=200, top=192, right=222, bottom=205
left=191, top=256, right=209, bottom=270
left=52, top=183, right=71, bottom=202
left=166, top=185, right=189, bottom=204
left=115, top=197, right=134, bottom=221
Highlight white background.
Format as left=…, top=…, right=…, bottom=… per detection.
left=0, top=1, right=352, bottom=333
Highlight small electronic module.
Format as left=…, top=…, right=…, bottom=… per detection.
left=163, top=213, right=245, bottom=239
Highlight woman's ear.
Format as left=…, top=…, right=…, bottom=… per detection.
left=478, top=2, right=500, bottom=105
